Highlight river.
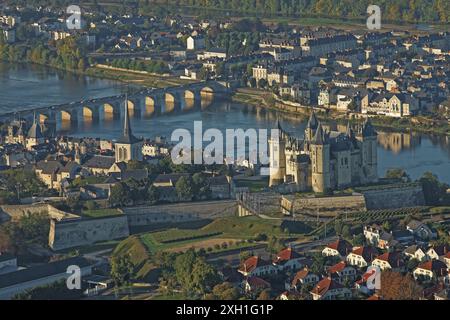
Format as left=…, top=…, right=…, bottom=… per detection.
left=1, top=62, right=450, bottom=184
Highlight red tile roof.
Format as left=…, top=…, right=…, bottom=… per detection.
left=291, top=268, right=315, bottom=286
left=310, top=277, right=343, bottom=297
left=238, top=256, right=270, bottom=274
left=351, top=246, right=378, bottom=262
left=374, top=252, right=404, bottom=268
left=417, top=260, right=448, bottom=276
left=327, top=261, right=348, bottom=274
left=246, top=276, right=270, bottom=290
left=325, top=238, right=353, bottom=256
left=273, top=247, right=301, bottom=264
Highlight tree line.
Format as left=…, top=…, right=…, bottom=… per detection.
left=159, top=0, right=449, bottom=23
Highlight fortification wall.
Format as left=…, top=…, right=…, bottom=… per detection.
left=49, top=215, right=130, bottom=251
left=283, top=194, right=367, bottom=216
left=0, top=204, right=80, bottom=222
left=123, top=200, right=237, bottom=226
left=361, top=184, right=425, bottom=210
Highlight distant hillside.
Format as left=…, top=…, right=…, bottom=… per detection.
left=156, top=0, right=449, bottom=24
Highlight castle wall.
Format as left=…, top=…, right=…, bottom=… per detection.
left=49, top=215, right=130, bottom=251
left=124, top=200, right=236, bottom=226
left=361, top=184, right=425, bottom=210
left=0, top=204, right=80, bottom=222
left=282, top=194, right=367, bottom=216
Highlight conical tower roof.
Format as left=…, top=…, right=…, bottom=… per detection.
left=311, top=122, right=326, bottom=145
left=362, top=118, right=377, bottom=137
left=306, top=111, right=319, bottom=130
left=27, top=113, right=43, bottom=139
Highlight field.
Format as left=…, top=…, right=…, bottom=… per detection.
left=138, top=215, right=312, bottom=254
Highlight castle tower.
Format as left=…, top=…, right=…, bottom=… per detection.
left=115, top=96, right=144, bottom=163
left=304, top=111, right=319, bottom=142
left=310, top=122, right=330, bottom=193
left=269, top=121, right=286, bottom=187
left=360, top=118, right=378, bottom=183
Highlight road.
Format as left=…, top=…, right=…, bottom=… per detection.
left=206, top=236, right=338, bottom=267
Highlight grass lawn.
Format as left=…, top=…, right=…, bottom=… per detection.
left=82, top=208, right=123, bottom=218
left=138, top=215, right=312, bottom=254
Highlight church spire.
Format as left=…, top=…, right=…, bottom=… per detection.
left=117, top=93, right=141, bottom=144
left=123, top=93, right=132, bottom=138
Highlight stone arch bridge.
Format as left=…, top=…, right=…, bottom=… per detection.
left=1, top=81, right=229, bottom=126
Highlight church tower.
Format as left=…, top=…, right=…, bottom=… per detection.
left=269, top=121, right=287, bottom=187
left=115, top=96, right=144, bottom=163
left=26, top=114, right=45, bottom=150
left=310, top=122, right=330, bottom=193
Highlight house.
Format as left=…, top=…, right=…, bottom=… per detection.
left=443, top=252, right=450, bottom=268
left=208, top=175, right=230, bottom=199
left=346, top=246, right=378, bottom=268
left=35, top=160, right=80, bottom=191
left=413, top=260, right=448, bottom=281
left=310, top=277, right=352, bottom=300
left=0, top=257, right=93, bottom=300
left=407, top=220, right=436, bottom=240
left=289, top=268, right=320, bottom=291
left=427, top=244, right=450, bottom=261
left=84, top=155, right=116, bottom=175
left=371, top=252, right=405, bottom=271
left=327, top=261, right=357, bottom=283
left=152, top=173, right=189, bottom=188
left=272, top=247, right=305, bottom=271
left=243, top=276, right=270, bottom=295
left=322, top=238, right=353, bottom=258
left=363, top=224, right=383, bottom=245
left=197, top=48, right=227, bottom=60
left=186, top=35, right=205, bottom=50
left=403, top=245, right=427, bottom=262
left=278, top=290, right=303, bottom=300
left=238, top=256, right=277, bottom=277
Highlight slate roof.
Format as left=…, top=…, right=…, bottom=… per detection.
left=0, top=257, right=91, bottom=289
left=84, top=155, right=115, bottom=169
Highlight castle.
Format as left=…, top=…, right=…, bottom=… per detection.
left=269, top=112, right=378, bottom=193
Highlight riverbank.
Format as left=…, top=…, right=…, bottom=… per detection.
left=85, top=65, right=196, bottom=88
left=232, top=88, right=450, bottom=137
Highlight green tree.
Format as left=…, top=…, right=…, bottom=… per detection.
left=110, top=182, right=130, bottom=207
left=111, top=255, right=134, bottom=287
left=175, top=176, right=194, bottom=201
left=419, top=172, right=448, bottom=205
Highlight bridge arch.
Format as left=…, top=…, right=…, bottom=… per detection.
left=60, top=110, right=73, bottom=122
left=126, top=99, right=138, bottom=117
left=145, top=96, right=157, bottom=116
left=184, top=90, right=196, bottom=110
left=200, top=86, right=215, bottom=109
left=82, top=106, right=95, bottom=121
left=164, top=92, right=177, bottom=113
left=103, top=103, right=118, bottom=120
